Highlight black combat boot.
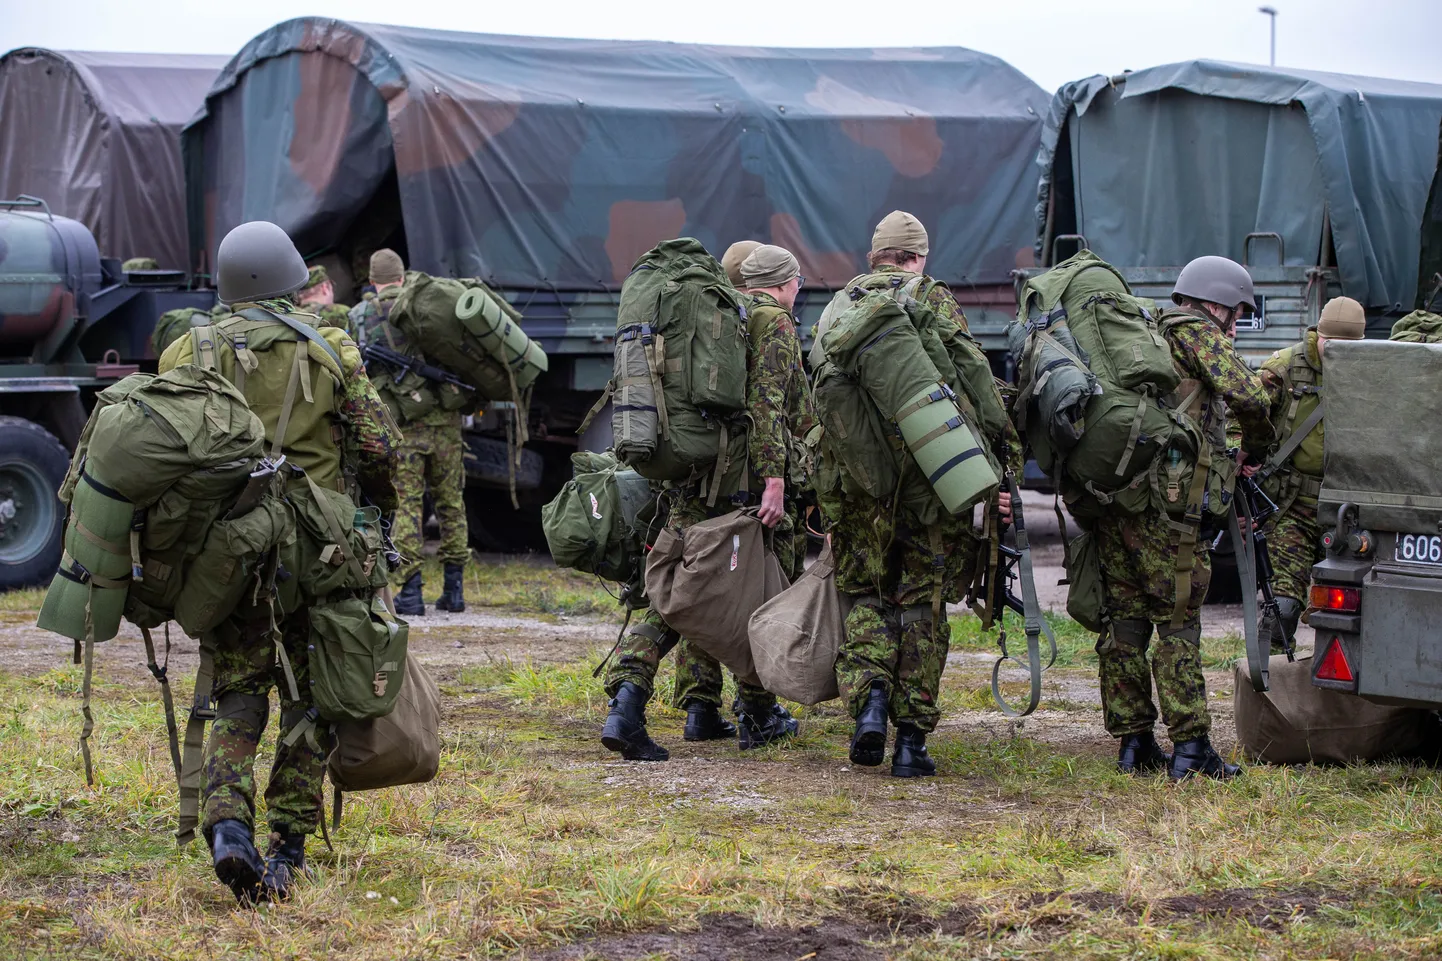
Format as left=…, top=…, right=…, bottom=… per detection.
left=849, top=682, right=889, bottom=767
left=1116, top=731, right=1171, bottom=775
left=1169, top=735, right=1242, bottom=781
left=891, top=724, right=936, bottom=778
left=434, top=563, right=466, bottom=613
left=737, top=702, right=799, bottom=750
left=600, top=682, right=669, bottom=761
left=394, top=572, right=425, bottom=616
left=210, top=818, right=264, bottom=905
left=1258, top=596, right=1303, bottom=655
left=261, top=829, right=307, bottom=902
left=683, top=699, right=737, bottom=742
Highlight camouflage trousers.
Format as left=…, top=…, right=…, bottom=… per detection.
left=201, top=608, right=326, bottom=840
left=1265, top=498, right=1322, bottom=603
left=1093, top=508, right=1212, bottom=741
left=828, top=491, right=980, bottom=733
left=391, top=419, right=469, bottom=584
left=604, top=495, right=803, bottom=713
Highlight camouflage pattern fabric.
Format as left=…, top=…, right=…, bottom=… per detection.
left=837, top=600, right=951, bottom=733
left=201, top=606, right=326, bottom=839
left=1257, top=332, right=1325, bottom=604
left=1095, top=617, right=1208, bottom=741
left=746, top=292, right=817, bottom=482
left=1093, top=307, right=1271, bottom=743
left=303, top=302, right=355, bottom=335
left=1266, top=506, right=1321, bottom=604
left=389, top=418, right=469, bottom=584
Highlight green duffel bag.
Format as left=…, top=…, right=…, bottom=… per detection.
left=309, top=594, right=410, bottom=722
left=328, top=653, right=441, bottom=792
left=542, top=450, right=655, bottom=585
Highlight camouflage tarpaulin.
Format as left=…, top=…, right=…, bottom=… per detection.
left=0, top=48, right=226, bottom=271
left=1035, top=60, right=1442, bottom=311
left=184, top=19, right=1047, bottom=291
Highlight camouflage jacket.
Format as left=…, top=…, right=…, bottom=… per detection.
left=351, top=285, right=462, bottom=430
left=304, top=301, right=355, bottom=335
left=745, top=291, right=817, bottom=485
left=1159, top=306, right=1272, bottom=460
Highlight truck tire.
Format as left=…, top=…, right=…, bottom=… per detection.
left=0, top=417, right=69, bottom=590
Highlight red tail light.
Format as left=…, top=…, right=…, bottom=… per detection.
left=1316, top=636, right=1355, bottom=683
left=1310, top=585, right=1360, bottom=613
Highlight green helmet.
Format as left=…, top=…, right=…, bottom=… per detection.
left=216, top=221, right=309, bottom=304
left=1172, top=255, right=1256, bottom=312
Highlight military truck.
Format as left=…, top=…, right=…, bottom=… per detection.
left=0, top=197, right=213, bottom=588
left=1302, top=339, right=1442, bottom=707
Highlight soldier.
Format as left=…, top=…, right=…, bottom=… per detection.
left=293, top=264, right=354, bottom=333
left=721, top=239, right=762, bottom=288
left=600, top=244, right=812, bottom=759
left=827, top=211, right=1014, bottom=778
left=158, top=221, right=399, bottom=902
left=1096, top=256, right=1272, bottom=780
left=351, top=249, right=470, bottom=616
left=1253, top=296, right=1366, bottom=651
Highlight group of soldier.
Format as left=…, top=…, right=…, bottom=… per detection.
left=596, top=212, right=1358, bottom=787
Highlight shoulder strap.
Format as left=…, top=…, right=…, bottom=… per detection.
left=1265, top=400, right=1326, bottom=475
left=237, top=306, right=342, bottom=367
left=189, top=325, right=218, bottom=370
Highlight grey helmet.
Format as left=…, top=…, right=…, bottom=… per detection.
left=1171, top=255, right=1257, bottom=312
left=216, top=221, right=309, bottom=304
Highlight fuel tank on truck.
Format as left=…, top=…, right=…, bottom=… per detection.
left=0, top=199, right=104, bottom=360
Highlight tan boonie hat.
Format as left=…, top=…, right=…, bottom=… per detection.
left=721, top=240, right=763, bottom=287
left=304, top=264, right=329, bottom=289
left=370, top=248, right=405, bottom=285
left=1318, top=296, right=1365, bottom=340
left=740, top=245, right=800, bottom=288
left=871, top=210, right=929, bottom=256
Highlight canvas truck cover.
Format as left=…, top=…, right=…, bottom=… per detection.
left=1319, top=339, right=1442, bottom=533
left=0, top=48, right=226, bottom=271
left=1035, top=60, right=1442, bottom=312
left=184, top=18, right=1047, bottom=290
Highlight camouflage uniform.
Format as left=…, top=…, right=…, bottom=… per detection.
left=352, top=286, right=470, bottom=584
left=605, top=291, right=815, bottom=711
left=161, top=300, right=400, bottom=842
left=824, top=267, right=1005, bottom=733
left=1093, top=306, right=1271, bottom=741
left=1258, top=329, right=1326, bottom=604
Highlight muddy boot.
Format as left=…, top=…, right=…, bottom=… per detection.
left=849, top=682, right=889, bottom=767
left=600, top=682, right=669, bottom=761
left=737, top=702, right=799, bottom=750
left=434, top=563, right=466, bottom=613
left=683, top=699, right=736, bottom=742
left=261, top=829, right=306, bottom=902
left=890, top=724, right=936, bottom=778
left=1258, top=596, right=1303, bottom=655
left=394, top=572, right=425, bottom=617
left=209, top=818, right=264, bottom=905
left=1169, top=736, right=1242, bottom=781
left=1116, top=731, right=1171, bottom=775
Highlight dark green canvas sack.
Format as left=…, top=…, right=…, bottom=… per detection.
left=608, top=239, right=750, bottom=484
left=1009, top=250, right=1191, bottom=518
left=1063, top=529, right=1104, bottom=632
left=1390, top=310, right=1442, bottom=343
left=309, top=594, right=410, bottom=723
left=542, top=450, right=654, bottom=585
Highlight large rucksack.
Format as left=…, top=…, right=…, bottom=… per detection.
left=811, top=279, right=999, bottom=525
left=1008, top=250, right=1198, bottom=522
left=541, top=450, right=656, bottom=591
left=1390, top=309, right=1442, bottom=343
left=605, top=239, right=750, bottom=488
left=357, top=290, right=475, bottom=425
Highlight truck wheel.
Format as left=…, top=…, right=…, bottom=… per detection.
left=0, top=417, right=69, bottom=590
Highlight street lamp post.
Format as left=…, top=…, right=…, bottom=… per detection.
left=1259, top=6, right=1278, bottom=67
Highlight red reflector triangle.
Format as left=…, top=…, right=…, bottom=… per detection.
left=1317, top=637, right=1355, bottom=683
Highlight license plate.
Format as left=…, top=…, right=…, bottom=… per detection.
left=1396, top=534, right=1442, bottom=566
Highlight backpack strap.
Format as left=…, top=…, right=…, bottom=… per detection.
left=1167, top=442, right=1212, bottom=628
left=175, top=631, right=218, bottom=846
left=190, top=324, right=218, bottom=371
left=236, top=306, right=342, bottom=367
left=1264, top=401, right=1325, bottom=478
left=142, top=625, right=183, bottom=784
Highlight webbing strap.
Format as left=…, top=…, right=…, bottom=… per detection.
left=176, top=633, right=218, bottom=846
left=1113, top=394, right=1149, bottom=477
left=79, top=588, right=96, bottom=786
left=57, top=550, right=129, bottom=590
left=642, top=323, right=670, bottom=439
left=276, top=641, right=319, bottom=753
left=1264, top=400, right=1325, bottom=476
left=142, top=626, right=183, bottom=782
left=990, top=472, right=1059, bottom=718
left=894, top=387, right=946, bottom=422
left=576, top=380, right=614, bottom=437
left=1230, top=490, right=1268, bottom=693
left=305, top=473, right=371, bottom=589
left=1168, top=444, right=1211, bottom=628
left=269, top=347, right=306, bottom=461
left=237, top=306, right=341, bottom=366
left=926, top=524, right=945, bottom=635
left=190, top=324, right=218, bottom=371
left=72, top=519, right=128, bottom=557
left=706, top=421, right=732, bottom=508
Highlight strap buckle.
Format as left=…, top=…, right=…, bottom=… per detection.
left=189, top=695, right=216, bottom=722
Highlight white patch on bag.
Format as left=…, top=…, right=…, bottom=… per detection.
left=590, top=493, right=603, bottom=520
left=730, top=534, right=740, bottom=572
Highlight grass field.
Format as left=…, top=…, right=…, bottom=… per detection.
left=2, top=560, right=1441, bottom=959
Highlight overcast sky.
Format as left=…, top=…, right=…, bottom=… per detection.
left=4, top=0, right=1441, bottom=93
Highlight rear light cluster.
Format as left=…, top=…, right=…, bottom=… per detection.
left=1315, top=636, right=1355, bottom=683
left=1310, top=584, right=1360, bottom=613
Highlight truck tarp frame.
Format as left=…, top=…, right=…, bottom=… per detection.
left=184, top=18, right=1048, bottom=292
left=1035, top=60, right=1442, bottom=312
left=0, top=48, right=227, bottom=272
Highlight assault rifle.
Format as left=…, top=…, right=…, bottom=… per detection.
left=362, top=342, right=476, bottom=396
left=1217, top=459, right=1295, bottom=693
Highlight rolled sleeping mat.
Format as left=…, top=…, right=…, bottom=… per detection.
left=610, top=326, right=660, bottom=464
left=37, top=471, right=137, bottom=642
left=456, top=287, right=548, bottom=390
left=894, top=383, right=999, bottom=515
